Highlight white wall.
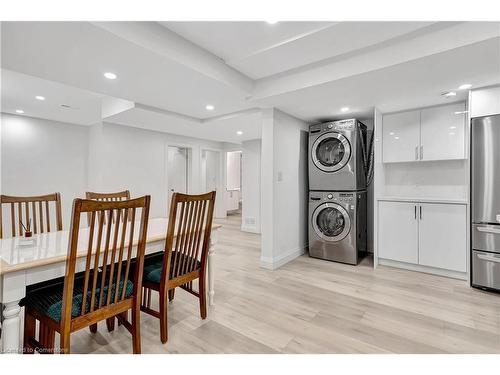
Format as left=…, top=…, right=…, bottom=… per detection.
left=261, top=109, right=309, bottom=269
left=241, top=139, right=261, bottom=233
left=91, top=122, right=225, bottom=219
left=1, top=114, right=226, bottom=233
left=1, top=114, right=89, bottom=230
left=470, top=85, right=500, bottom=118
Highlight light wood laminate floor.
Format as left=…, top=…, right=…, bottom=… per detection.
left=69, top=214, right=500, bottom=353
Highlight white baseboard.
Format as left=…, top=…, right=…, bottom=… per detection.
left=378, top=258, right=468, bottom=280
left=240, top=225, right=260, bottom=234
left=260, top=246, right=306, bottom=270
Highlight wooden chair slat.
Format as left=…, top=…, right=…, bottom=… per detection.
left=140, top=191, right=215, bottom=344
left=45, top=201, right=51, bottom=232
left=22, top=196, right=151, bottom=354
left=81, top=211, right=96, bottom=316
left=32, top=201, right=37, bottom=234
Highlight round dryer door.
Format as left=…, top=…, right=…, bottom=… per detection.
left=312, top=203, right=351, bottom=242
left=311, top=132, right=351, bottom=172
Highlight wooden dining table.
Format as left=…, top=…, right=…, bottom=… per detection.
left=0, top=217, right=221, bottom=354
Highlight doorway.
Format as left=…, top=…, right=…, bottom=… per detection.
left=167, top=146, right=189, bottom=206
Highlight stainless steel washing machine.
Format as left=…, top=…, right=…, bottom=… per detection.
left=308, top=190, right=367, bottom=265
left=309, top=119, right=368, bottom=191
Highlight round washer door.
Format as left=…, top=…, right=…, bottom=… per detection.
left=312, top=202, right=351, bottom=242
left=311, top=132, right=351, bottom=172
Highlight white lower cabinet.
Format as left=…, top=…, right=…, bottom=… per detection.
left=378, top=200, right=467, bottom=273
left=378, top=201, right=418, bottom=263
left=419, top=203, right=467, bottom=272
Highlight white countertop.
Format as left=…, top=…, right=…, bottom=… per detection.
left=376, top=196, right=468, bottom=205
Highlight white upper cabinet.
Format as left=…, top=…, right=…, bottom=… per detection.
left=420, top=102, right=466, bottom=161
left=382, top=102, right=466, bottom=163
left=383, top=110, right=420, bottom=163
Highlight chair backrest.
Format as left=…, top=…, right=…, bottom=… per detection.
left=162, top=191, right=216, bottom=283
left=0, top=193, right=63, bottom=239
left=85, top=190, right=130, bottom=202
left=85, top=190, right=130, bottom=225
left=60, top=196, right=151, bottom=333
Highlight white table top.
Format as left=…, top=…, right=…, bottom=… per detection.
left=0, top=217, right=221, bottom=276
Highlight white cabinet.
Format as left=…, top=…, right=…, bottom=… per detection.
left=419, top=203, right=467, bottom=272
left=420, top=102, right=466, bottom=161
left=378, top=201, right=418, bottom=263
left=471, top=86, right=500, bottom=118
left=382, top=110, right=420, bottom=163
left=378, top=200, right=467, bottom=273
left=382, top=103, right=466, bottom=163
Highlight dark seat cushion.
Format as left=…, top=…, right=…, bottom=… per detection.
left=143, top=251, right=201, bottom=284
left=20, top=276, right=134, bottom=322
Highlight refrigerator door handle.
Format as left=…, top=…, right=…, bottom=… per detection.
left=477, top=226, right=500, bottom=234
left=477, top=253, right=500, bottom=264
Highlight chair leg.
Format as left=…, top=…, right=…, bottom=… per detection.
left=159, top=291, right=169, bottom=344
left=41, top=326, right=56, bottom=354
left=106, top=317, right=115, bottom=332
left=168, top=288, right=175, bottom=302
left=199, top=275, right=207, bottom=320
left=89, top=323, right=97, bottom=333
left=59, top=331, right=71, bottom=354
left=23, top=308, right=36, bottom=354
left=131, top=308, right=141, bottom=354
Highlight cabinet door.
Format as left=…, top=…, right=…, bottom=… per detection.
left=378, top=201, right=418, bottom=263
left=382, top=110, right=420, bottom=163
left=418, top=203, right=467, bottom=272
left=420, top=102, right=466, bottom=161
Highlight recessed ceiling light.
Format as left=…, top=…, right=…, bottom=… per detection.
left=236, top=131, right=243, bottom=135
left=449, top=126, right=457, bottom=130
left=341, top=107, right=349, bottom=112
left=15, top=109, right=24, bottom=114
left=454, top=110, right=469, bottom=115
left=104, top=72, right=117, bottom=80
left=266, top=20, right=278, bottom=24
left=35, top=95, right=45, bottom=101
left=459, top=83, right=472, bottom=90
left=389, top=132, right=395, bottom=136
left=205, top=104, right=215, bottom=111
left=394, top=136, right=400, bottom=140
left=442, top=91, right=457, bottom=98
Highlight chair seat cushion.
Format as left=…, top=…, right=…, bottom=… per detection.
left=143, top=251, right=201, bottom=284
left=20, top=277, right=134, bottom=322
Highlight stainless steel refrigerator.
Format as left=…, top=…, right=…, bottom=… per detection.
left=471, top=114, right=500, bottom=291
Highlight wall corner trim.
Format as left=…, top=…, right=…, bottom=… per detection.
left=259, top=246, right=307, bottom=270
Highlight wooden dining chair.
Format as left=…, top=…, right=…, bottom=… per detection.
left=85, top=190, right=131, bottom=226
left=0, top=193, right=63, bottom=239
left=21, top=195, right=151, bottom=354
left=141, top=191, right=216, bottom=343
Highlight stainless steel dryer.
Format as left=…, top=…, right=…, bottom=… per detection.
left=308, top=190, right=367, bottom=265
left=309, top=119, right=368, bottom=191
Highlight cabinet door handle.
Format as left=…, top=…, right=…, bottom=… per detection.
left=420, top=145, right=423, bottom=160
left=415, top=146, right=418, bottom=160
left=477, top=253, right=500, bottom=264
left=419, top=205, right=422, bottom=220
left=414, top=205, right=417, bottom=219
left=477, top=226, right=500, bottom=234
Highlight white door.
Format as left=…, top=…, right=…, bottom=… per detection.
left=418, top=203, right=467, bottom=272
left=420, top=102, right=466, bottom=161
left=383, top=110, right=420, bottom=163
left=167, top=146, right=188, bottom=205
left=378, top=201, right=419, bottom=263
left=202, top=150, right=219, bottom=192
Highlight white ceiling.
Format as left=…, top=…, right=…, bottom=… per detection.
left=163, top=21, right=438, bottom=79
left=254, top=37, right=500, bottom=122
left=1, top=69, right=103, bottom=125
left=1, top=21, right=500, bottom=142
left=1, top=22, right=254, bottom=119
left=106, top=107, right=262, bottom=143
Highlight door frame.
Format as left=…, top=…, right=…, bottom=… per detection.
left=166, top=143, right=192, bottom=200
left=200, top=146, right=225, bottom=218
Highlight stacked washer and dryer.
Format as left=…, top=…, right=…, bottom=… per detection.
left=308, top=119, right=371, bottom=265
